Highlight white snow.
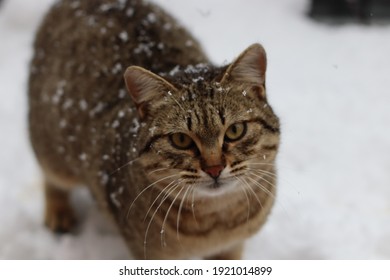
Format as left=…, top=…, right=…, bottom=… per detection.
left=111, top=119, right=120, bottom=128
left=111, top=62, right=123, bottom=74
left=118, top=31, right=128, bottom=42
left=1, top=0, right=390, bottom=260
left=146, top=13, right=157, bottom=24
left=79, top=99, right=88, bottom=111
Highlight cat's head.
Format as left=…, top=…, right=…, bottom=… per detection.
left=124, top=44, right=280, bottom=198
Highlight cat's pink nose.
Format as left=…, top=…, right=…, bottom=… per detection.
left=203, top=165, right=224, bottom=179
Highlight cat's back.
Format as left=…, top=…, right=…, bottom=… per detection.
left=30, top=0, right=207, bottom=92
left=28, top=0, right=208, bottom=180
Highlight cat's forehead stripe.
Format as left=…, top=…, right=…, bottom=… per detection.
left=186, top=115, right=192, bottom=131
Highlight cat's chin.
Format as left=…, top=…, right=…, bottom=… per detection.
left=195, top=178, right=240, bottom=198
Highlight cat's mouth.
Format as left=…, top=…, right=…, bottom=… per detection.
left=209, top=181, right=222, bottom=189
left=200, top=178, right=226, bottom=190
left=197, top=177, right=239, bottom=196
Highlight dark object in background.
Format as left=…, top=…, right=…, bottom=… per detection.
left=309, top=0, right=390, bottom=23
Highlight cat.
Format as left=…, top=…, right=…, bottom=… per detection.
left=28, top=0, right=280, bottom=260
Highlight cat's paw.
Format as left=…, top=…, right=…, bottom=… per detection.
left=45, top=198, right=77, bottom=233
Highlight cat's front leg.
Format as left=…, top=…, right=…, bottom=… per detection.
left=44, top=181, right=76, bottom=233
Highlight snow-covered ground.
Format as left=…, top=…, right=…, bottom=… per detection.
left=1, top=0, right=389, bottom=259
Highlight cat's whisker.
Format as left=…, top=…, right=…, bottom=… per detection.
left=246, top=174, right=276, bottom=201
left=246, top=167, right=277, bottom=179
left=234, top=176, right=252, bottom=222
left=249, top=165, right=301, bottom=190
left=148, top=167, right=169, bottom=175
left=126, top=173, right=180, bottom=219
left=189, top=183, right=199, bottom=227
left=230, top=162, right=276, bottom=177
left=247, top=155, right=294, bottom=171
left=244, top=153, right=273, bottom=161
left=247, top=172, right=292, bottom=219
left=247, top=162, right=277, bottom=167
left=143, top=179, right=181, bottom=223
left=143, top=181, right=182, bottom=259
left=161, top=184, right=185, bottom=247
left=248, top=165, right=302, bottom=198
left=236, top=175, right=263, bottom=209
left=247, top=171, right=277, bottom=192
left=109, top=157, right=142, bottom=176
left=245, top=167, right=278, bottom=187
left=176, top=184, right=192, bottom=240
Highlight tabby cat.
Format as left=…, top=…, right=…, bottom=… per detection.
left=28, top=0, right=280, bottom=259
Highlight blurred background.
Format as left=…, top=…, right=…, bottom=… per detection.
left=0, top=0, right=389, bottom=259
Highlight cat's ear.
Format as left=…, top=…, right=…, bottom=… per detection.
left=124, top=66, right=177, bottom=119
left=221, top=43, right=267, bottom=99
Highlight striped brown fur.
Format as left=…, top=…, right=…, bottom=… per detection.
left=28, top=0, right=280, bottom=259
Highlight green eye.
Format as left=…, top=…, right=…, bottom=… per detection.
left=170, top=133, right=194, bottom=150
left=225, top=123, right=247, bottom=141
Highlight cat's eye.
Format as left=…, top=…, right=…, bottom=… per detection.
left=170, top=133, right=194, bottom=150
left=225, top=122, right=247, bottom=142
